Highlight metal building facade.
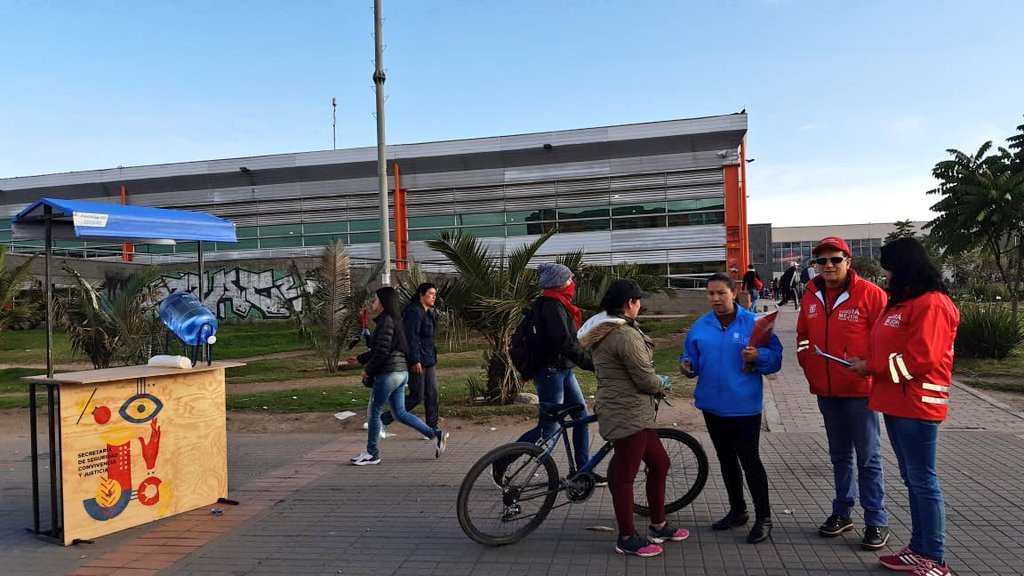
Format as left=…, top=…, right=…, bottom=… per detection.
left=1, top=113, right=747, bottom=281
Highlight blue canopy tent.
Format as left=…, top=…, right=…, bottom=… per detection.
left=11, top=197, right=237, bottom=377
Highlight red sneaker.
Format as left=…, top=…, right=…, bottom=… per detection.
left=879, top=546, right=923, bottom=571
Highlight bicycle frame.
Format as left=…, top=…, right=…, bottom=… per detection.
left=533, top=411, right=613, bottom=481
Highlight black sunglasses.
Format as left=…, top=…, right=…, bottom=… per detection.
left=814, top=256, right=847, bottom=266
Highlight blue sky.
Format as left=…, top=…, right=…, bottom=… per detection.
left=1, top=0, right=1021, bottom=227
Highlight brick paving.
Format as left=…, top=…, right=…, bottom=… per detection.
left=2, top=308, right=1023, bottom=575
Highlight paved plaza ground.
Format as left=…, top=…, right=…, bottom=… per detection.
left=2, top=310, right=1023, bottom=575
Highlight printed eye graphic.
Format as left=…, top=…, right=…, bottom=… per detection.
left=118, top=394, right=164, bottom=424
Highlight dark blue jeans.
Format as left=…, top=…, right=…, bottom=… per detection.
left=817, top=396, right=887, bottom=527
left=516, top=367, right=590, bottom=469
left=884, top=415, right=945, bottom=563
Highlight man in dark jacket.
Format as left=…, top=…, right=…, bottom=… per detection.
left=776, top=262, right=800, bottom=309
left=381, top=283, right=439, bottom=433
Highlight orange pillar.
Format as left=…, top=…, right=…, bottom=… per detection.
left=723, top=161, right=748, bottom=280
left=393, top=163, right=408, bottom=270
left=121, top=184, right=135, bottom=262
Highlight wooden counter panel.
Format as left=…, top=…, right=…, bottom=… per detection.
left=57, top=368, right=229, bottom=545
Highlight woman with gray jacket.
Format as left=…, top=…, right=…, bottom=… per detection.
left=578, top=279, right=690, bottom=558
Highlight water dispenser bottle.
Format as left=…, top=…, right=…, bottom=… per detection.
left=159, top=292, right=218, bottom=365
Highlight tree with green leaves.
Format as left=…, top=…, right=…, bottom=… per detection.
left=884, top=219, right=918, bottom=244
left=425, top=230, right=556, bottom=403
left=0, top=247, right=39, bottom=342
left=926, top=119, right=1024, bottom=320
left=58, top=264, right=165, bottom=368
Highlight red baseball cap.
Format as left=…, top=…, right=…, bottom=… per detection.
left=813, top=236, right=851, bottom=256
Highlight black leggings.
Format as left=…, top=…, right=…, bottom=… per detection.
left=703, top=412, right=771, bottom=520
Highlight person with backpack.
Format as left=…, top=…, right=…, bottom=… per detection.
left=513, top=262, right=595, bottom=473
left=740, top=264, right=762, bottom=312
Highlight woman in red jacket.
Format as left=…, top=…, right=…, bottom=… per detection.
left=849, top=237, right=959, bottom=576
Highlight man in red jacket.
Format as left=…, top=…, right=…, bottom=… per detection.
left=796, top=236, right=891, bottom=550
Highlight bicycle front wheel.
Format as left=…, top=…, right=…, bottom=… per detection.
left=456, top=442, right=561, bottom=546
left=608, top=428, right=709, bottom=516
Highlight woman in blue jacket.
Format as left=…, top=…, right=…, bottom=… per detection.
left=680, top=273, right=783, bottom=543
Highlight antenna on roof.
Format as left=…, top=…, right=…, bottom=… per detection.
left=332, top=97, right=337, bottom=150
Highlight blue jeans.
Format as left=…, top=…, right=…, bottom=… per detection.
left=366, top=371, right=435, bottom=456
left=884, top=414, right=945, bottom=563
left=748, top=289, right=760, bottom=312
left=516, top=367, right=590, bottom=469
left=817, top=397, right=887, bottom=526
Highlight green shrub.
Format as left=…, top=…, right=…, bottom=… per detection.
left=956, top=304, right=1022, bottom=359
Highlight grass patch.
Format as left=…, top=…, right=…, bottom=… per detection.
left=0, top=367, right=47, bottom=393
left=958, top=379, right=1024, bottom=394
left=642, top=315, right=696, bottom=339
left=226, top=355, right=338, bottom=384
left=214, top=321, right=309, bottom=358
left=0, top=330, right=76, bottom=364
left=955, top=348, right=1024, bottom=379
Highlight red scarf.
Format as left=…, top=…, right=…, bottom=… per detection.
left=542, top=279, right=582, bottom=329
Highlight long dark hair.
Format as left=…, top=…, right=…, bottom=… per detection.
left=879, top=237, right=946, bottom=310
left=376, top=286, right=409, bottom=354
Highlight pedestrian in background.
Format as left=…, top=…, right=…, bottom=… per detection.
left=777, top=262, right=800, bottom=309
left=680, top=273, right=783, bottom=544
left=741, top=264, right=762, bottom=312
left=797, top=236, right=891, bottom=550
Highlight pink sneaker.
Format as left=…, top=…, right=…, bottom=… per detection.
left=909, top=558, right=950, bottom=576
left=615, top=533, right=663, bottom=557
left=648, top=524, right=690, bottom=543
left=879, top=546, right=923, bottom=571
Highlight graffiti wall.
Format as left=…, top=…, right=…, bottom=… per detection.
left=153, top=267, right=312, bottom=320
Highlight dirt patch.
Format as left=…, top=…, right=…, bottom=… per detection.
left=965, top=386, right=1024, bottom=413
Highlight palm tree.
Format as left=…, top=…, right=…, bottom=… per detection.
left=426, top=230, right=555, bottom=403
left=288, top=241, right=382, bottom=372
left=0, top=247, right=39, bottom=342
left=58, top=264, right=165, bottom=368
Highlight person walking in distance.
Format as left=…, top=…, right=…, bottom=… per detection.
left=777, top=262, right=800, bottom=309
left=740, top=264, right=762, bottom=312
left=797, top=236, right=891, bottom=550
left=381, top=283, right=439, bottom=437
left=679, top=273, right=783, bottom=544
left=849, top=237, right=960, bottom=576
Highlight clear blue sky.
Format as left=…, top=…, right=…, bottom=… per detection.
left=1, top=0, right=1021, bottom=227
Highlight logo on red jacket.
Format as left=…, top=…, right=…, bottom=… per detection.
left=883, top=312, right=902, bottom=328
left=837, top=308, right=860, bottom=322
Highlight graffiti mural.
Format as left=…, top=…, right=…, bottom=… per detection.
left=153, top=268, right=312, bottom=320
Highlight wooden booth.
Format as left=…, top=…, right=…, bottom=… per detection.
left=12, top=198, right=239, bottom=544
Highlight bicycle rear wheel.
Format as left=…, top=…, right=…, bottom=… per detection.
left=607, top=428, right=708, bottom=516
left=456, top=442, right=561, bottom=546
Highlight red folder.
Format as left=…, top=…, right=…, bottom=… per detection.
left=747, top=310, right=779, bottom=348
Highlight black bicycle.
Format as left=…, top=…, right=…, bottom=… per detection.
left=457, top=401, right=709, bottom=546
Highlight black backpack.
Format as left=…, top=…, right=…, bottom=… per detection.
left=509, top=300, right=546, bottom=380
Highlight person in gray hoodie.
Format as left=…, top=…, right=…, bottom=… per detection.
left=577, top=278, right=690, bottom=558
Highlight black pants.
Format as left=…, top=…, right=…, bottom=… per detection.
left=703, top=412, right=771, bottom=520
left=777, top=288, right=799, bottom=309
left=382, top=365, right=439, bottom=428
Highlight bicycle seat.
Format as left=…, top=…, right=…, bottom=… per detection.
left=540, top=402, right=585, bottom=420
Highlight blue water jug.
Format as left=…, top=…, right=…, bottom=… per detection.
left=159, top=291, right=218, bottom=346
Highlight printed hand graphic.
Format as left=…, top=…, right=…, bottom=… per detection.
left=139, top=418, right=161, bottom=470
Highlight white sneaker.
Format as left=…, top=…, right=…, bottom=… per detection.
left=434, top=430, right=449, bottom=458
left=349, top=450, right=372, bottom=463
left=351, top=451, right=381, bottom=466
left=362, top=422, right=369, bottom=430
left=362, top=422, right=390, bottom=439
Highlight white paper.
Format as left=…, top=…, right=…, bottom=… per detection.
left=147, top=355, right=193, bottom=369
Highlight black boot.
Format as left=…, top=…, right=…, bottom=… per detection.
left=747, top=517, right=772, bottom=543
left=711, top=510, right=749, bottom=531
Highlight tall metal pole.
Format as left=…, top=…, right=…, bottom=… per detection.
left=373, top=0, right=391, bottom=286
left=332, top=97, right=337, bottom=150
